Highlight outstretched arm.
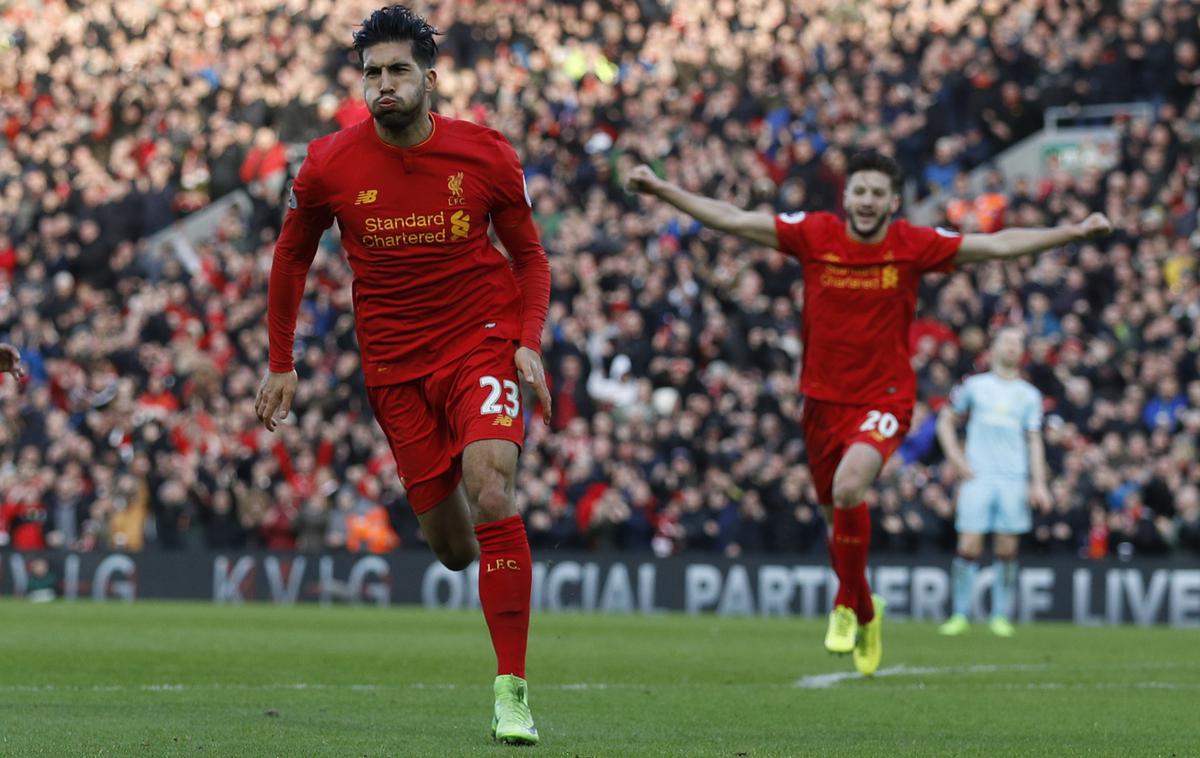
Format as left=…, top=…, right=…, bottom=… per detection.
left=954, top=213, right=1112, bottom=265
left=625, top=165, right=779, bottom=249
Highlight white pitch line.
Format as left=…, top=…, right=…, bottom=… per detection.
left=3, top=677, right=1196, bottom=695
left=793, top=663, right=1046, bottom=689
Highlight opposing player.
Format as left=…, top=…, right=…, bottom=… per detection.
left=936, top=327, right=1050, bottom=637
left=255, top=6, right=550, bottom=745
left=626, top=153, right=1110, bottom=675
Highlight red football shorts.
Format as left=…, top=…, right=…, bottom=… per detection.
left=800, top=397, right=913, bottom=505
left=366, top=338, right=525, bottom=514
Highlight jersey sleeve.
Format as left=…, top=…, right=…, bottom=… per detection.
left=773, top=211, right=814, bottom=263
left=1024, top=386, right=1044, bottom=432
left=267, top=145, right=334, bottom=373
left=489, top=135, right=534, bottom=223
left=488, top=135, right=550, bottom=352
left=909, top=224, right=964, bottom=274
left=949, top=379, right=973, bottom=414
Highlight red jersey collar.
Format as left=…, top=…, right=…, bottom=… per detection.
left=370, top=112, right=440, bottom=153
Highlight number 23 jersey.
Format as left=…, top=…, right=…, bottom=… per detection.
left=269, top=113, right=549, bottom=387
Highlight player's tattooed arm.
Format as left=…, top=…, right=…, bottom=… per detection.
left=625, top=165, right=779, bottom=248
left=955, top=212, right=1112, bottom=264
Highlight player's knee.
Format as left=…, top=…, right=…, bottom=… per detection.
left=472, top=481, right=513, bottom=522
left=439, top=553, right=475, bottom=572
left=465, top=466, right=515, bottom=522
left=434, top=539, right=478, bottom=571
left=427, top=530, right=478, bottom=571
left=957, top=535, right=983, bottom=560
left=831, top=477, right=865, bottom=509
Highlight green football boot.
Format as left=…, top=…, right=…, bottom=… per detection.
left=989, top=616, right=1015, bottom=637
left=938, top=614, right=970, bottom=636
left=853, top=594, right=887, bottom=676
left=491, top=674, right=539, bottom=746
left=824, top=605, right=858, bottom=654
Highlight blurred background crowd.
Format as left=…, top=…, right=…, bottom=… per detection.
left=1, top=0, right=1198, bottom=561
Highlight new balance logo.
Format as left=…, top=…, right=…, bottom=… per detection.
left=492, top=416, right=514, bottom=427
left=355, top=189, right=378, bottom=205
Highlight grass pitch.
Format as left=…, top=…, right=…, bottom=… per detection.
left=0, top=600, right=1194, bottom=757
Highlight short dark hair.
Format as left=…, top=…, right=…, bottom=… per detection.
left=353, top=5, right=441, bottom=69
left=846, top=152, right=903, bottom=194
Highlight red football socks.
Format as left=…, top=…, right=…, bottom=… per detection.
left=831, top=503, right=875, bottom=624
left=475, top=515, right=532, bottom=678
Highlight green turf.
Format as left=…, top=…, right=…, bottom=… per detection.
left=0, top=600, right=1195, bottom=757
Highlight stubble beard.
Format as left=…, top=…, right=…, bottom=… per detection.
left=849, top=213, right=889, bottom=240
left=371, top=99, right=424, bottom=134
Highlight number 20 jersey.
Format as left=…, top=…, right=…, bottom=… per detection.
left=773, top=211, right=963, bottom=406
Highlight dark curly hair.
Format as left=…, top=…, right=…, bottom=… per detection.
left=352, top=5, right=441, bottom=69
left=846, top=151, right=904, bottom=194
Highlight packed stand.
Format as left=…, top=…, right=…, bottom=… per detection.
left=1, top=0, right=1198, bottom=560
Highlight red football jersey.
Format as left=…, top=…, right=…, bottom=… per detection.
left=268, top=113, right=550, bottom=386
left=774, top=211, right=963, bottom=405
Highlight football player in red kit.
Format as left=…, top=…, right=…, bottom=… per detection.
left=255, top=6, right=549, bottom=744
left=627, top=152, right=1110, bottom=675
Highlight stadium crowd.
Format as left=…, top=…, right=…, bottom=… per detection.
left=1, top=0, right=1199, bottom=561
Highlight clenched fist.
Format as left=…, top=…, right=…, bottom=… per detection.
left=624, top=164, right=661, bottom=196
left=1075, top=212, right=1113, bottom=240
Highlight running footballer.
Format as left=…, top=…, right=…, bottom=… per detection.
left=256, top=5, right=549, bottom=745
left=626, top=152, right=1111, bottom=675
